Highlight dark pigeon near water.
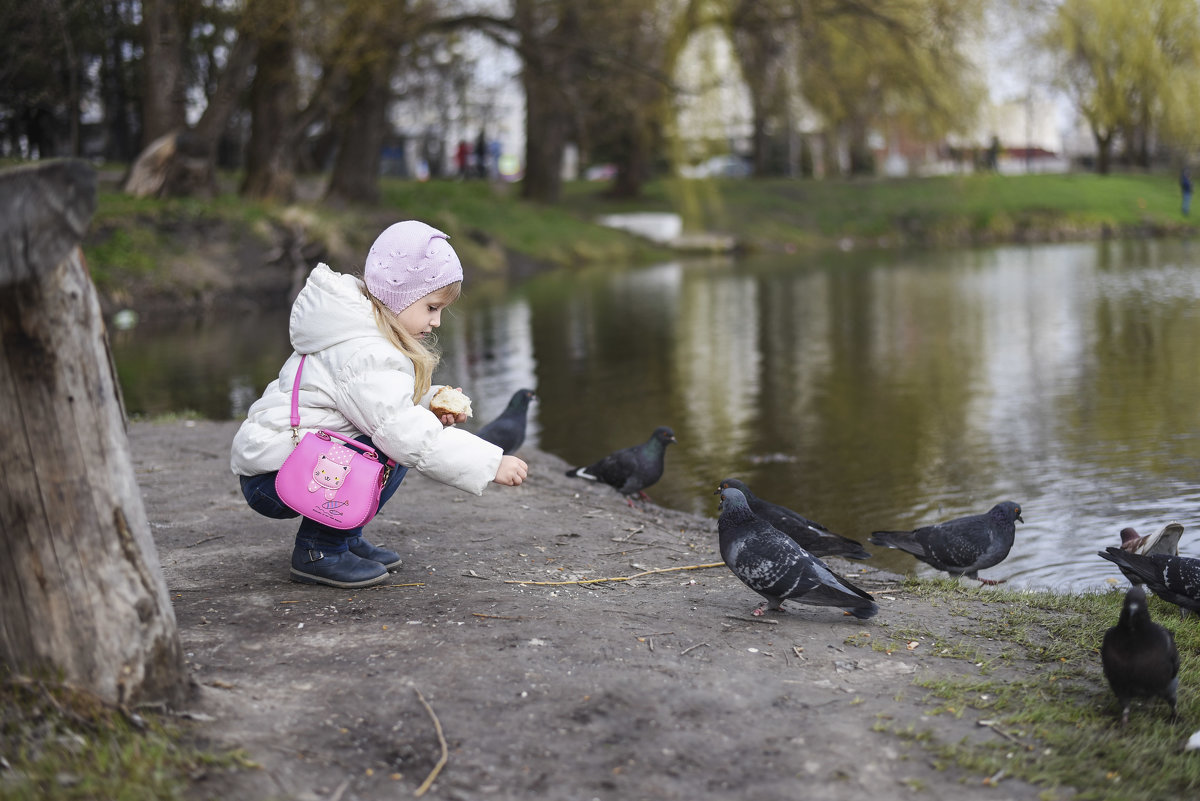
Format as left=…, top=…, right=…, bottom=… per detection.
left=565, top=426, right=676, bottom=505
left=716, top=478, right=871, bottom=560
left=475, top=389, right=536, bottom=454
left=716, top=487, right=878, bottom=619
left=868, top=501, right=1023, bottom=584
left=1098, top=547, right=1200, bottom=617
left=1101, top=585, right=1179, bottom=726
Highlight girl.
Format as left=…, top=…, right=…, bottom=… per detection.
left=231, top=220, right=528, bottom=588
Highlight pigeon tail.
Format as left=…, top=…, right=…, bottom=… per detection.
left=848, top=602, right=879, bottom=620
left=1098, top=547, right=1159, bottom=585
left=566, top=466, right=598, bottom=481
left=868, top=530, right=926, bottom=558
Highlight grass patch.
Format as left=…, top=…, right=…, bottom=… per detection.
left=0, top=670, right=253, bottom=801
left=873, top=578, right=1200, bottom=800
left=82, top=168, right=1197, bottom=296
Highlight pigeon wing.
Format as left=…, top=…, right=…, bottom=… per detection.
left=917, top=517, right=994, bottom=571
left=729, top=524, right=821, bottom=600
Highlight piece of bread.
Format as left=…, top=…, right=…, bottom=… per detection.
left=430, top=386, right=473, bottom=418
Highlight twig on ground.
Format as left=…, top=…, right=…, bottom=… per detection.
left=413, top=688, right=448, bottom=797
left=680, top=642, right=711, bottom=656
left=186, top=534, right=225, bottom=548
left=613, top=524, right=644, bottom=542
left=724, top=615, right=779, bottom=625
left=372, top=583, right=426, bottom=589
left=471, top=612, right=523, bottom=620
left=328, top=778, right=350, bottom=801
left=978, top=719, right=1023, bottom=744
left=505, top=562, right=724, bottom=586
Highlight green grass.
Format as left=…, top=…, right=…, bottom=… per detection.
left=0, top=671, right=253, bottom=801
left=81, top=167, right=1197, bottom=295
left=863, top=578, right=1200, bottom=801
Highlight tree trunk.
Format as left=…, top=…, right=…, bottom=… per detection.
left=125, top=35, right=258, bottom=198
left=0, top=161, right=189, bottom=707
left=520, top=74, right=569, bottom=203
left=324, top=62, right=391, bottom=205
left=1094, top=130, right=1112, bottom=175
left=241, top=8, right=299, bottom=201
left=140, top=0, right=188, bottom=147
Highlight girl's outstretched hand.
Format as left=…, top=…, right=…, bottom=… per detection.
left=493, top=455, right=528, bottom=486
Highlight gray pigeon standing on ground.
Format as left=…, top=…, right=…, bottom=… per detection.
left=868, top=501, right=1023, bottom=584
left=475, top=389, right=535, bottom=454
left=716, top=487, right=878, bottom=619
left=1098, top=547, right=1200, bottom=617
left=1114, top=523, right=1184, bottom=585
left=565, top=427, right=676, bottom=505
left=1100, top=585, right=1179, bottom=726
left=716, top=478, right=871, bottom=560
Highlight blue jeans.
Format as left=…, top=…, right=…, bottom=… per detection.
left=240, top=435, right=408, bottom=551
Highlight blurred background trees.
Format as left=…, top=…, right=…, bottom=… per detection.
left=3, top=0, right=1199, bottom=202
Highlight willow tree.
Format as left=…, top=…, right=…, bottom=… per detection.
left=573, top=0, right=702, bottom=198
left=1046, top=0, right=1200, bottom=173
left=788, top=0, right=985, bottom=176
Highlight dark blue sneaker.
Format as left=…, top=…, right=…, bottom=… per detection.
left=290, top=546, right=389, bottom=588
left=346, top=535, right=403, bottom=571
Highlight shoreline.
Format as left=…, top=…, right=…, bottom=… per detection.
left=127, top=418, right=1198, bottom=801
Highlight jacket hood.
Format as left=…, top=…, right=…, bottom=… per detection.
left=289, top=264, right=380, bottom=353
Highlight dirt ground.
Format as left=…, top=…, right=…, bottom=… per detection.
left=132, top=419, right=1064, bottom=801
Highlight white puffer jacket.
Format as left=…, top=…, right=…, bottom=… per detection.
left=230, top=264, right=502, bottom=495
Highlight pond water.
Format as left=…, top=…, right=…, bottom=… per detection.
left=110, top=238, right=1200, bottom=592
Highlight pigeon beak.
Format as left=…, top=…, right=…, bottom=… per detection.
left=1017, top=514, right=1024, bottom=523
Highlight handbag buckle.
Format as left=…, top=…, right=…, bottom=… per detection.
left=291, top=427, right=299, bottom=446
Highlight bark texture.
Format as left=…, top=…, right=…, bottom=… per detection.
left=0, top=160, right=189, bottom=706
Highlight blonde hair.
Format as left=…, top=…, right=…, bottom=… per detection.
left=363, top=281, right=461, bottom=404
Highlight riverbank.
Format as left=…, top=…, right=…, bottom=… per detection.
left=83, top=169, right=1197, bottom=320
left=115, top=420, right=1200, bottom=800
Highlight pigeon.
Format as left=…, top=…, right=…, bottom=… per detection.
left=716, top=487, right=878, bottom=619
left=1114, top=522, right=1184, bottom=586
left=1098, top=547, right=1200, bottom=617
left=1100, top=585, right=1179, bottom=726
left=565, top=426, right=676, bottom=505
left=475, top=389, right=536, bottom=454
left=715, top=478, right=871, bottom=560
left=868, top=501, right=1023, bottom=584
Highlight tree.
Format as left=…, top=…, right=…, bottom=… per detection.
left=1046, top=0, right=1200, bottom=173
left=0, top=0, right=112, bottom=158
left=125, top=0, right=257, bottom=197
left=727, top=0, right=797, bottom=176
left=573, top=1, right=695, bottom=198
left=0, top=161, right=189, bottom=706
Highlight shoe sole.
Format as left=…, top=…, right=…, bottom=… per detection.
left=289, top=568, right=390, bottom=589
left=380, top=559, right=403, bottom=571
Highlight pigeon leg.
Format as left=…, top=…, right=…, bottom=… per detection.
left=752, top=599, right=785, bottom=616
left=975, top=576, right=1007, bottom=586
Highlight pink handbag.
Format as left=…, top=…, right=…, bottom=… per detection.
left=275, top=355, right=396, bottom=530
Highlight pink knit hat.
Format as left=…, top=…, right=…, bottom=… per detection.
left=364, top=221, right=463, bottom=313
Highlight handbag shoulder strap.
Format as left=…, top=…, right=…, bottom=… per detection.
left=286, top=354, right=396, bottom=468
left=289, top=355, right=305, bottom=441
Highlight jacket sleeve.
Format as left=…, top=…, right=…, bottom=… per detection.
left=332, top=348, right=503, bottom=495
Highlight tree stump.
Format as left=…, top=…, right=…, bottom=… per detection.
left=0, top=160, right=189, bottom=706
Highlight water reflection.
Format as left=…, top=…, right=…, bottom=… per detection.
left=110, top=239, right=1200, bottom=592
